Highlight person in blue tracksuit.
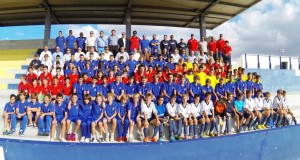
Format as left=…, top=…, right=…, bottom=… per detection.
left=38, top=94, right=54, bottom=136
left=103, top=93, right=117, bottom=142
left=91, top=94, right=105, bottom=143
left=79, top=94, right=93, bottom=143
left=127, top=93, right=142, bottom=142
left=66, top=93, right=82, bottom=141
left=3, top=94, right=17, bottom=135
left=73, top=76, right=86, bottom=101
left=151, top=96, right=167, bottom=142
left=16, top=91, right=29, bottom=136
left=116, top=95, right=130, bottom=142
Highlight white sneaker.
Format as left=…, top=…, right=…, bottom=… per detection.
left=138, top=131, right=144, bottom=141
left=129, top=136, right=134, bottom=143
left=84, top=138, right=90, bottom=143
left=98, top=136, right=104, bottom=143
left=80, top=136, right=85, bottom=142
left=91, top=137, right=97, bottom=143
left=50, top=138, right=54, bottom=142
left=105, top=134, right=109, bottom=142
left=60, top=138, right=66, bottom=142
left=110, top=133, right=114, bottom=141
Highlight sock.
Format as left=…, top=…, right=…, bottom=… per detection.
left=143, top=128, right=148, bottom=137
left=293, top=117, right=297, bottom=124
left=261, top=116, right=267, bottom=125
left=226, top=118, right=230, bottom=133
left=210, top=121, right=215, bottom=132
left=281, top=117, right=286, bottom=126
left=193, top=125, right=197, bottom=136
left=200, top=124, right=205, bottom=135
left=247, top=118, right=253, bottom=128
left=183, top=125, right=188, bottom=136
left=214, top=121, right=219, bottom=133
left=153, top=126, right=159, bottom=137
left=159, top=132, right=163, bottom=138
left=204, top=123, right=208, bottom=133
left=276, top=116, right=282, bottom=125
left=252, top=118, right=259, bottom=127
left=189, top=125, right=193, bottom=136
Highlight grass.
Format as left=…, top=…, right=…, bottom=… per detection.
left=0, top=49, right=36, bottom=61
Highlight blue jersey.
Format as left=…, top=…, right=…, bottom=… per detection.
left=236, top=80, right=246, bottom=93
left=81, top=68, right=94, bottom=77
left=54, top=103, right=66, bottom=117
left=125, top=83, right=137, bottom=95
left=140, top=39, right=150, bottom=51
left=168, top=40, right=177, bottom=53
left=77, top=60, right=86, bottom=71
left=156, top=104, right=167, bottom=118
left=189, top=83, right=202, bottom=96
left=4, top=102, right=16, bottom=113
left=40, top=103, right=55, bottom=114
left=88, top=60, right=99, bottom=70
left=165, top=62, right=174, bottom=70
left=110, top=82, right=124, bottom=96
left=79, top=103, right=92, bottom=117
left=163, top=82, right=176, bottom=97
left=76, top=37, right=86, bottom=49
left=16, top=100, right=28, bottom=114
left=226, top=82, right=236, bottom=94
left=68, top=102, right=81, bottom=117
left=151, top=82, right=162, bottom=97
left=234, top=100, right=244, bottom=111
left=147, top=61, right=156, bottom=68
left=128, top=101, right=140, bottom=119
left=66, top=35, right=76, bottom=49
left=117, top=102, right=128, bottom=118
left=176, top=83, right=188, bottom=95
left=155, top=60, right=165, bottom=70
left=87, top=84, right=100, bottom=97
left=254, top=82, right=263, bottom=91
left=99, top=84, right=109, bottom=98
left=138, top=61, right=149, bottom=67
left=105, top=101, right=117, bottom=117
left=28, top=101, right=40, bottom=109
left=126, top=60, right=137, bottom=73
left=150, top=39, right=160, bottom=53
left=137, top=83, right=152, bottom=96
left=92, top=102, right=104, bottom=118
left=216, top=84, right=227, bottom=97
left=73, top=83, right=86, bottom=99
left=117, top=62, right=125, bottom=71
left=56, top=36, right=65, bottom=51
left=245, top=80, right=254, bottom=91
left=107, top=60, right=117, bottom=70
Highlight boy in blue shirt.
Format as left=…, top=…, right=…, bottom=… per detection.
left=163, top=74, right=176, bottom=104
left=16, top=91, right=29, bottom=136
left=50, top=93, right=67, bottom=142
left=86, top=76, right=100, bottom=100
left=127, top=93, right=142, bottom=142
left=116, top=95, right=130, bottom=142
left=137, top=76, right=152, bottom=99
left=3, top=94, right=17, bottom=135
left=91, top=94, right=105, bottom=143
left=234, top=93, right=245, bottom=133
left=38, top=94, right=54, bottom=136
left=66, top=93, right=82, bottom=141
left=110, top=74, right=125, bottom=101
left=27, top=93, right=40, bottom=128
left=79, top=95, right=93, bottom=143
left=151, top=96, right=167, bottom=142
left=103, top=93, right=117, bottom=141
left=73, top=76, right=86, bottom=101
left=125, top=76, right=137, bottom=98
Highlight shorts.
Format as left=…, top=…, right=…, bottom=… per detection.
left=259, top=110, right=264, bottom=113
left=243, top=111, right=253, bottom=118
left=56, top=116, right=65, bottom=123
left=227, top=112, right=235, bottom=117
left=103, top=117, right=116, bottom=123
left=208, top=115, right=214, bottom=119
left=92, top=116, right=103, bottom=123
left=67, top=116, right=80, bottom=123
left=273, top=109, right=278, bottom=112
left=196, top=115, right=203, bottom=120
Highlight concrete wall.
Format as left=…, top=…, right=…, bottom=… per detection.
left=0, top=125, right=300, bottom=160
left=0, top=39, right=55, bottom=49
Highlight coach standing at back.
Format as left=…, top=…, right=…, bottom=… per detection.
left=108, top=29, right=119, bottom=57
left=66, top=30, right=76, bottom=54
left=118, top=32, right=129, bottom=51
left=85, top=31, right=97, bottom=52
left=130, top=30, right=140, bottom=53
left=96, top=31, right=107, bottom=53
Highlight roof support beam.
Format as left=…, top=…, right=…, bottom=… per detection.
left=41, top=0, right=60, bottom=24
left=185, top=0, right=221, bottom=28
left=124, top=0, right=132, bottom=39
left=43, top=9, right=51, bottom=47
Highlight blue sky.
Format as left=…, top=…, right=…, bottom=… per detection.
left=0, top=0, right=299, bottom=59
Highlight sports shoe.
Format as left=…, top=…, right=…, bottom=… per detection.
left=151, top=137, right=158, bottom=142
left=99, top=137, right=104, bottom=143
left=261, top=125, right=266, bottom=129
left=158, top=137, right=163, bottom=142
left=117, top=137, right=122, bottom=142
left=215, top=132, right=219, bottom=137
left=10, top=130, right=15, bottom=135
left=105, top=135, right=109, bottom=142
left=50, top=138, right=54, bottom=142
left=175, top=135, right=183, bottom=140
left=19, top=130, right=24, bottom=137
left=219, top=119, right=224, bottom=126
left=189, top=135, right=194, bottom=139
left=60, top=138, right=67, bottom=142
left=184, top=135, right=189, bottom=140
left=44, top=132, right=50, bottom=136
left=80, top=137, right=85, bottom=142
left=203, top=132, right=207, bottom=138
left=84, top=138, right=90, bottom=143
left=257, top=125, right=262, bottom=130
left=144, top=137, right=149, bottom=142
left=38, top=132, right=44, bottom=136
left=194, top=135, right=199, bottom=139
left=170, top=136, right=176, bottom=141
left=209, top=132, right=215, bottom=137
left=28, top=123, right=33, bottom=127
left=122, top=136, right=127, bottom=142
left=90, top=137, right=97, bottom=143
left=66, top=134, right=71, bottom=141
left=33, top=124, right=37, bottom=128
left=138, top=132, right=144, bottom=141
left=128, top=136, right=134, bottom=143
left=110, top=133, right=114, bottom=141
left=71, top=133, right=76, bottom=141
left=3, top=130, right=8, bottom=135
left=200, top=134, right=204, bottom=138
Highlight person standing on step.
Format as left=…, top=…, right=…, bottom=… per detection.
left=66, top=30, right=76, bottom=54
left=55, top=31, right=65, bottom=53
left=107, top=29, right=119, bottom=57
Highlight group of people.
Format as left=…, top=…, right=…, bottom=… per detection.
left=2, top=30, right=297, bottom=143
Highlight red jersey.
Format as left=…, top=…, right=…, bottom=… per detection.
left=122, top=76, right=129, bottom=84
left=18, top=82, right=31, bottom=92
left=172, top=68, right=183, bottom=75
left=134, top=71, right=146, bottom=83
left=107, top=76, right=115, bottom=84
left=223, top=45, right=232, bottom=56
left=208, top=41, right=217, bottom=53
left=26, top=73, right=37, bottom=84
left=56, top=75, right=65, bottom=86
left=50, top=84, right=63, bottom=96
left=68, top=73, right=79, bottom=85
left=96, top=78, right=103, bottom=85
left=62, top=84, right=73, bottom=96
left=39, top=72, right=53, bottom=84
left=130, top=36, right=140, bottom=50
left=29, top=85, right=42, bottom=94
left=147, top=70, right=157, bottom=83
left=84, top=78, right=92, bottom=84
left=41, top=85, right=51, bottom=94
left=214, top=63, right=221, bottom=70
left=221, top=71, right=226, bottom=78
left=217, top=39, right=226, bottom=52
left=187, top=39, right=199, bottom=51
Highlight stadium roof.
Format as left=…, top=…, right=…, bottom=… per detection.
left=0, top=0, right=261, bottom=29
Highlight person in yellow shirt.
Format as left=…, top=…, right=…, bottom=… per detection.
left=184, top=58, right=193, bottom=70
left=195, top=65, right=207, bottom=86
left=205, top=70, right=217, bottom=89
left=186, top=69, right=194, bottom=83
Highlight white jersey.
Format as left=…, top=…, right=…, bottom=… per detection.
left=263, top=98, right=273, bottom=109
left=141, top=102, right=157, bottom=119
left=166, top=102, right=178, bottom=117
left=39, top=51, right=52, bottom=61
left=115, top=52, right=129, bottom=62
left=85, top=52, right=99, bottom=60
left=103, top=52, right=113, bottom=61
left=190, top=103, right=202, bottom=117
left=171, top=54, right=181, bottom=63
left=282, top=97, right=290, bottom=109
left=244, top=98, right=256, bottom=111
left=200, top=100, right=214, bottom=115
left=177, top=103, right=191, bottom=118
left=74, top=52, right=85, bottom=61
left=273, top=96, right=283, bottom=109
left=254, top=97, right=264, bottom=110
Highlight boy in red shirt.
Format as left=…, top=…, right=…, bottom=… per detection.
left=223, top=41, right=232, bottom=64
left=217, top=34, right=226, bottom=60
left=187, top=34, right=198, bottom=55
left=68, top=67, right=79, bottom=86
left=18, top=75, right=31, bottom=94
left=26, top=67, right=37, bottom=84
left=50, top=77, right=63, bottom=98
left=208, top=36, right=217, bottom=60
left=39, top=65, right=53, bottom=85
left=55, top=67, right=65, bottom=86
left=29, top=78, right=42, bottom=98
